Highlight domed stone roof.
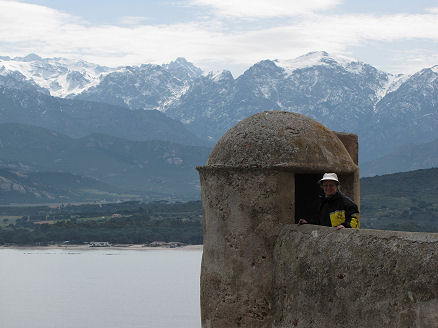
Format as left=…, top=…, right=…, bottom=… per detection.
left=207, top=111, right=356, bottom=171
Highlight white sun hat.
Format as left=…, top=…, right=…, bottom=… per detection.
left=319, top=173, right=339, bottom=184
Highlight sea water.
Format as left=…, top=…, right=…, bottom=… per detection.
left=0, top=247, right=202, bottom=328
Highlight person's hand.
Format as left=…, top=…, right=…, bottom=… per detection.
left=335, top=225, right=345, bottom=230
left=298, top=219, right=308, bottom=225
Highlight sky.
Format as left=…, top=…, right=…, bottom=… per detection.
left=1, top=0, right=438, bottom=77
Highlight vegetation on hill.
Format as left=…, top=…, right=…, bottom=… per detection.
left=0, top=123, right=210, bottom=202
left=0, top=201, right=202, bottom=245
left=1, top=168, right=437, bottom=246
left=360, top=168, right=438, bottom=232
left=0, top=168, right=130, bottom=204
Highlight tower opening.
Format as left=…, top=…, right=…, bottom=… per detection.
left=294, top=173, right=322, bottom=224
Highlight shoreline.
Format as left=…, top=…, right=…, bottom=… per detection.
left=0, top=244, right=203, bottom=251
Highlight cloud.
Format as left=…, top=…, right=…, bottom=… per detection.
left=391, top=49, right=438, bottom=74
left=286, top=13, right=438, bottom=47
left=426, top=7, right=438, bottom=14
left=0, top=1, right=84, bottom=42
left=118, top=16, right=151, bottom=26
left=0, top=0, right=437, bottom=75
left=187, top=0, right=341, bottom=18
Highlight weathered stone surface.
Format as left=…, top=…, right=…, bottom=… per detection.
left=207, top=111, right=356, bottom=172
left=273, top=224, right=438, bottom=328
left=334, top=132, right=358, bottom=165
left=199, top=168, right=295, bottom=328
left=198, top=110, right=438, bottom=327
left=198, top=111, right=362, bottom=328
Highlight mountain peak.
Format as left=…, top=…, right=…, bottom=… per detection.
left=206, top=70, right=234, bottom=82
left=162, top=58, right=203, bottom=81
left=18, top=53, right=42, bottom=62
left=274, top=51, right=375, bottom=77
left=302, top=50, right=329, bottom=58
left=242, top=59, right=282, bottom=76
left=174, top=57, right=190, bottom=65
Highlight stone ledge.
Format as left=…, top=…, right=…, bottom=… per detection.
left=273, top=224, right=438, bottom=328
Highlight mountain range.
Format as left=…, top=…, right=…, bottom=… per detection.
left=2, top=51, right=437, bottom=163
left=1, top=51, right=437, bottom=202
left=360, top=137, right=438, bottom=177
left=0, top=86, right=206, bottom=146
left=0, top=123, right=210, bottom=203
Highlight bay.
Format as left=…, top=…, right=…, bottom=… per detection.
left=0, top=247, right=202, bottom=328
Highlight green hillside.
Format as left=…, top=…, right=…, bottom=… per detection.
left=0, top=168, right=134, bottom=204
left=0, top=123, right=210, bottom=202
left=1, top=168, right=437, bottom=245
left=0, top=200, right=203, bottom=245
left=360, top=168, right=438, bottom=232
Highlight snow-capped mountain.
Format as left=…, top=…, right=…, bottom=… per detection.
left=2, top=51, right=438, bottom=165
left=164, top=52, right=438, bottom=163
left=0, top=54, right=202, bottom=106
left=371, top=65, right=438, bottom=155
left=162, top=57, right=203, bottom=81
left=75, top=58, right=202, bottom=111
left=276, top=52, right=407, bottom=103
left=0, top=53, right=115, bottom=97
left=0, top=67, right=49, bottom=94
left=164, top=51, right=412, bottom=158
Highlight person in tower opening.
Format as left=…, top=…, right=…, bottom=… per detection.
left=298, top=173, right=360, bottom=230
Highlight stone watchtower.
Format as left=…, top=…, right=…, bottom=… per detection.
left=197, top=111, right=359, bottom=327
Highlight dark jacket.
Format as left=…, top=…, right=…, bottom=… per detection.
left=311, top=191, right=360, bottom=228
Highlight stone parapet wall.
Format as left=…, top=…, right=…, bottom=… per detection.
left=273, top=225, right=438, bottom=328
